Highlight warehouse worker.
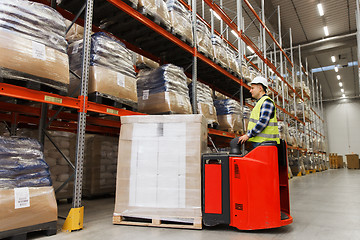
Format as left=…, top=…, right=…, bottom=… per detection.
left=238, top=76, right=280, bottom=148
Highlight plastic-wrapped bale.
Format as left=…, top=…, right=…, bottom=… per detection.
left=189, top=82, right=218, bottom=125
left=167, top=0, right=193, bottom=43
left=214, top=91, right=228, bottom=100
left=138, top=0, right=171, bottom=28
left=242, top=63, right=251, bottom=82
left=68, top=32, right=137, bottom=107
left=288, top=127, right=298, bottom=147
left=135, top=53, right=160, bottom=69
left=0, top=0, right=69, bottom=93
left=278, top=121, right=291, bottom=144
left=0, top=136, right=57, bottom=233
left=17, top=128, right=76, bottom=200
left=64, top=20, right=92, bottom=43
left=83, top=135, right=119, bottom=197
left=214, top=99, right=243, bottom=133
left=137, top=64, right=192, bottom=114
left=226, top=48, right=238, bottom=73
left=211, top=35, right=228, bottom=67
left=248, top=67, right=257, bottom=81
left=113, top=115, right=207, bottom=227
left=243, top=106, right=251, bottom=132
left=196, top=20, right=213, bottom=58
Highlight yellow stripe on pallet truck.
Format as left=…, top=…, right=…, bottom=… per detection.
left=62, top=206, right=84, bottom=232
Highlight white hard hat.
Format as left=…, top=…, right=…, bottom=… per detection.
left=251, top=76, right=268, bottom=88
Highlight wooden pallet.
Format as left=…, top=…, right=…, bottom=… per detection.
left=88, top=92, right=137, bottom=112
left=139, top=7, right=171, bottom=31
left=0, top=221, right=57, bottom=240
left=113, top=215, right=202, bottom=230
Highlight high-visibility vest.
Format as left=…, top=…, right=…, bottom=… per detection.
left=247, top=95, right=280, bottom=144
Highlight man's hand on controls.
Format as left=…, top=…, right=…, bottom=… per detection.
left=238, top=134, right=249, bottom=144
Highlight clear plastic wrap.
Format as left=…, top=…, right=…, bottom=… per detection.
left=226, top=48, right=238, bottom=73
left=278, top=122, right=290, bottom=143
left=114, top=115, right=207, bottom=221
left=68, top=33, right=137, bottom=104
left=214, top=99, right=243, bottom=132
left=0, top=136, right=52, bottom=189
left=196, top=20, right=213, bottom=58
left=242, top=106, right=251, bottom=132
left=137, top=64, right=192, bottom=114
left=0, top=186, right=57, bottom=232
left=0, top=0, right=67, bottom=53
left=0, top=28, right=69, bottom=86
left=167, top=0, right=193, bottom=43
left=211, top=35, right=228, bottom=66
left=288, top=127, right=298, bottom=147
left=64, top=20, right=86, bottom=43
left=189, top=82, right=218, bottom=125
left=135, top=53, right=160, bottom=69
left=138, top=0, right=171, bottom=28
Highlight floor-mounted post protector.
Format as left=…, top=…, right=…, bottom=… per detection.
left=62, top=0, right=93, bottom=232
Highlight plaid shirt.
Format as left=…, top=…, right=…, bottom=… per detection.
left=247, top=95, right=275, bottom=138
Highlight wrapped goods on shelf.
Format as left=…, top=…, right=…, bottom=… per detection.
left=248, top=67, right=257, bottom=81
left=135, top=53, right=160, bottom=69
left=226, top=48, right=238, bottom=73
left=137, top=64, right=192, bottom=114
left=243, top=106, right=251, bottom=132
left=69, top=32, right=137, bottom=105
left=289, top=154, right=306, bottom=176
left=166, top=0, right=193, bottom=43
left=0, top=0, right=69, bottom=91
left=214, top=91, right=228, bottom=100
left=196, top=20, right=213, bottom=58
left=0, top=136, right=57, bottom=232
left=138, top=0, right=171, bottom=28
left=278, top=121, right=291, bottom=143
left=83, top=135, right=119, bottom=197
left=211, top=35, right=228, bottom=67
left=214, top=99, right=243, bottom=133
left=295, top=82, right=310, bottom=101
left=114, top=115, right=207, bottom=223
left=189, top=82, right=218, bottom=125
left=288, top=127, right=298, bottom=147
left=240, top=62, right=251, bottom=81
left=64, top=20, right=87, bottom=43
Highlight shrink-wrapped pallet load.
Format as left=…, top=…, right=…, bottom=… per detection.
left=138, top=0, right=171, bottom=28
left=83, top=135, right=119, bottom=197
left=226, top=48, right=238, bottom=73
left=113, top=115, right=207, bottom=228
left=196, top=20, right=213, bottom=58
left=135, top=53, right=160, bottom=69
left=278, top=121, right=291, bottom=143
left=214, top=99, right=243, bottom=133
left=68, top=32, right=137, bottom=107
left=137, top=64, right=192, bottom=114
left=0, top=136, right=57, bottom=233
left=211, top=35, right=228, bottom=67
left=167, top=0, right=193, bottom=43
left=189, top=82, right=218, bottom=126
left=0, top=0, right=69, bottom=93
left=288, top=127, right=298, bottom=147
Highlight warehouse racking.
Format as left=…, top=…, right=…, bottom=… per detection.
left=0, top=0, right=328, bottom=231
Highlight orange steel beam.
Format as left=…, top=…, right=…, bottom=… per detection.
left=208, top=128, right=239, bottom=138
left=242, top=0, right=293, bottom=67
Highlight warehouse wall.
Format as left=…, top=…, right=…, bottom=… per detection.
left=324, top=98, right=360, bottom=155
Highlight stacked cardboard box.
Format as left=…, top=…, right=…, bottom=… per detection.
left=214, top=99, right=243, bottom=133
left=0, top=0, right=69, bottom=92
left=114, top=115, right=207, bottom=226
left=346, top=154, right=360, bottom=169
left=0, top=136, right=57, bottom=233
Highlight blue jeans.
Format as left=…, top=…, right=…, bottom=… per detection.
left=252, top=142, right=261, bottom=149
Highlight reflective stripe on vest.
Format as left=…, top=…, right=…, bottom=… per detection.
left=247, top=95, right=280, bottom=144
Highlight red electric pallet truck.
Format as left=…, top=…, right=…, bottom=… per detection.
left=202, top=139, right=293, bottom=230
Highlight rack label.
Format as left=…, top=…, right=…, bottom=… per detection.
left=107, top=108, right=118, bottom=115
left=117, top=73, right=125, bottom=87
left=14, top=187, right=30, bottom=209
left=143, top=90, right=149, bottom=100
left=44, top=95, right=63, bottom=104
left=32, top=41, right=46, bottom=60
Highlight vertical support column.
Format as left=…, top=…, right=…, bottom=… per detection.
left=356, top=0, right=360, bottom=96
left=202, top=0, right=204, bottom=18
left=290, top=28, right=296, bottom=129
left=278, top=6, right=285, bottom=123
left=273, top=36, right=279, bottom=107
left=220, top=0, right=223, bottom=36
left=299, top=46, right=306, bottom=155
left=305, top=58, right=310, bottom=151
left=191, top=0, right=198, bottom=114
left=261, top=0, right=267, bottom=78
left=311, top=71, right=315, bottom=158
left=62, top=0, right=93, bottom=233
left=38, top=103, right=48, bottom=148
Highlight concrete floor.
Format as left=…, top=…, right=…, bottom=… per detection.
left=33, top=168, right=360, bottom=240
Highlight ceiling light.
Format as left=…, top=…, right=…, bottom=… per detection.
left=247, top=46, right=255, bottom=54
left=342, top=94, right=346, bottom=98
left=324, top=26, right=329, bottom=36
left=317, top=3, right=324, bottom=16
left=334, top=66, right=339, bottom=72
left=337, top=75, right=341, bottom=80
left=341, top=89, right=344, bottom=93
left=210, top=10, right=221, bottom=20
left=331, top=56, right=336, bottom=62
left=339, top=82, right=343, bottom=87
left=231, top=30, right=238, bottom=37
